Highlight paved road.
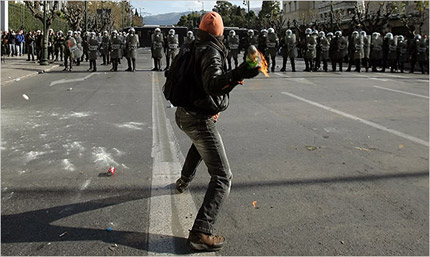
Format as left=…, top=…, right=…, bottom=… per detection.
left=1, top=49, right=429, bottom=256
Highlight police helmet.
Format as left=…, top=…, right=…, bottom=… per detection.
left=352, top=31, right=358, bottom=35
left=103, top=30, right=108, bottom=35
left=286, top=29, right=292, bottom=35
left=415, top=34, right=421, bottom=40
left=268, top=28, right=275, bottom=34
left=261, top=29, right=268, bottom=35
left=112, top=30, right=118, bottom=35
left=327, top=32, right=333, bottom=37
left=305, top=28, right=312, bottom=35
left=360, top=31, right=367, bottom=37
left=169, top=29, right=175, bottom=35
left=67, top=30, right=73, bottom=36
left=319, top=31, right=325, bottom=37
left=154, top=28, right=161, bottom=33
left=335, top=31, right=342, bottom=37
left=247, top=29, right=254, bottom=36
left=229, top=30, right=235, bottom=36
left=398, top=35, right=404, bottom=41
left=58, top=30, right=63, bottom=35
left=77, top=31, right=81, bottom=35
left=187, top=31, right=193, bottom=37
left=129, top=27, right=135, bottom=34
left=385, top=32, right=393, bottom=39
left=312, top=30, right=318, bottom=35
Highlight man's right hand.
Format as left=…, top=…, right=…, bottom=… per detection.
left=232, top=62, right=260, bottom=81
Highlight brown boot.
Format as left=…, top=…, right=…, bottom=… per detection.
left=187, top=231, right=225, bottom=251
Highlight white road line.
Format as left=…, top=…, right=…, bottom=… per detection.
left=149, top=72, right=203, bottom=255
left=369, top=77, right=390, bottom=82
left=80, top=179, right=91, bottom=191
left=281, top=91, right=429, bottom=147
left=373, top=86, right=429, bottom=99
left=49, top=73, right=101, bottom=87
left=274, top=73, right=290, bottom=78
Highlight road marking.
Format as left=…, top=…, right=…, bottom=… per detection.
left=149, top=72, right=203, bottom=255
left=369, top=77, right=390, bottom=82
left=49, top=73, right=101, bottom=87
left=281, top=91, right=429, bottom=147
left=373, top=86, right=429, bottom=99
left=274, top=73, right=290, bottom=78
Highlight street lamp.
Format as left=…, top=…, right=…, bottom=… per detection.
left=84, top=1, right=88, bottom=33
left=40, top=0, right=48, bottom=66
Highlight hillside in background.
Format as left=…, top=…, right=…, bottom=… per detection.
left=143, top=8, right=260, bottom=26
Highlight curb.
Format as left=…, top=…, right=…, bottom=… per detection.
left=1, top=64, right=60, bottom=86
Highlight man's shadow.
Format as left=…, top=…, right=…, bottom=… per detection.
left=1, top=186, right=193, bottom=255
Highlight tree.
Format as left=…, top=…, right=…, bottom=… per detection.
left=177, top=11, right=202, bottom=30
left=258, top=1, right=281, bottom=29
left=25, top=1, right=60, bottom=30
left=398, top=1, right=429, bottom=37
left=60, top=1, right=85, bottom=31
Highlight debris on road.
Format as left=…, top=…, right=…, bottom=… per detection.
left=399, top=144, right=404, bottom=149
left=15, top=78, right=21, bottom=81
left=108, top=244, right=118, bottom=251
left=22, top=94, right=29, bottom=101
left=252, top=201, right=258, bottom=209
left=305, top=146, right=318, bottom=151
left=38, top=70, right=45, bottom=74
left=59, top=231, right=67, bottom=237
left=67, top=88, right=73, bottom=91
left=340, top=240, right=345, bottom=244
left=106, top=227, right=113, bottom=232
left=354, top=146, right=371, bottom=152
left=107, top=166, right=116, bottom=176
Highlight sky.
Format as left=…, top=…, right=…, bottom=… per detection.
left=130, top=0, right=265, bottom=16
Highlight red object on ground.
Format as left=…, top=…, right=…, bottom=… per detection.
left=107, top=166, right=116, bottom=176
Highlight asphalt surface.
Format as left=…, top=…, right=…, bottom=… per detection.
left=1, top=49, right=429, bottom=256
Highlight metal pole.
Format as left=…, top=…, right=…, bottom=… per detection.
left=84, top=1, right=88, bottom=32
left=40, top=0, right=48, bottom=65
left=247, top=0, right=250, bottom=28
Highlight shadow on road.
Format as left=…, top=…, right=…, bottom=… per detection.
left=1, top=187, right=193, bottom=255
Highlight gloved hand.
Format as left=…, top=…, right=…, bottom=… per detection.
left=232, top=62, right=260, bottom=81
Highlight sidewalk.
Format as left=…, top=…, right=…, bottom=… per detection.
left=1, top=56, right=60, bottom=86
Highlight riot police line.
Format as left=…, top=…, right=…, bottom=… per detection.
left=5, top=26, right=426, bottom=74
left=150, top=26, right=429, bottom=74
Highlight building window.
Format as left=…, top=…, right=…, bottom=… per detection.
left=294, top=1, right=297, bottom=11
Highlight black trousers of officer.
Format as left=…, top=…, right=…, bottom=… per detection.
left=111, top=58, right=119, bottom=71
left=27, top=45, right=34, bottom=61
left=332, top=58, right=343, bottom=71
left=127, top=57, right=136, bottom=71
left=281, top=57, right=295, bottom=72
left=304, top=58, right=314, bottom=71
left=64, top=54, right=72, bottom=70
left=89, top=60, right=96, bottom=71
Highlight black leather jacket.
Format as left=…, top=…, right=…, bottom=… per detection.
left=187, top=30, right=241, bottom=116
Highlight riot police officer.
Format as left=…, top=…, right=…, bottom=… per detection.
left=319, top=31, right=330, bottom=72
left=397, top=35, right=408, bottom=73
left=63, top=30, right=77, bottom=72
left=331, top=31, right=347, bottom=72
left=74, top=31, right=83, bottom=66
left=226, top=30, right=240, bottom=70
left=101, top=31, right=110, bottom=65
left=55, top=31, right=65, bottom=62
left=184, top=31, right=195, bottom=45
left=48, top=28, right=55, bottom=60
left=303, top=28, right=317, bottom=72
left=151, top=28, right=164, bottom=71
left=266, top=28, right=279, bottom=72
left=126, top=27, right=139, bottom=72
left=361, top=31, right=370, bottom=72
left=110, top=30, right=123, bottom=72
left=87, top=32, right=98, bottom=72
left=352, top=31, right=364, bottom=72
left=242, top=29, right=258, bottom=61
left=415, top=35, right=428, bottom=74
left=165, top=29, right=179, bottom=70
left=370, top=32, right=383, bottom=72
left=280, top=29, right=297, bottom=72
left=258, top=29, right=269, bottom=66
left=386, top=33, right=398, bottom=72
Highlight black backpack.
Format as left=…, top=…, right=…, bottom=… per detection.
left=163, top=41, right=197, bottom=107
